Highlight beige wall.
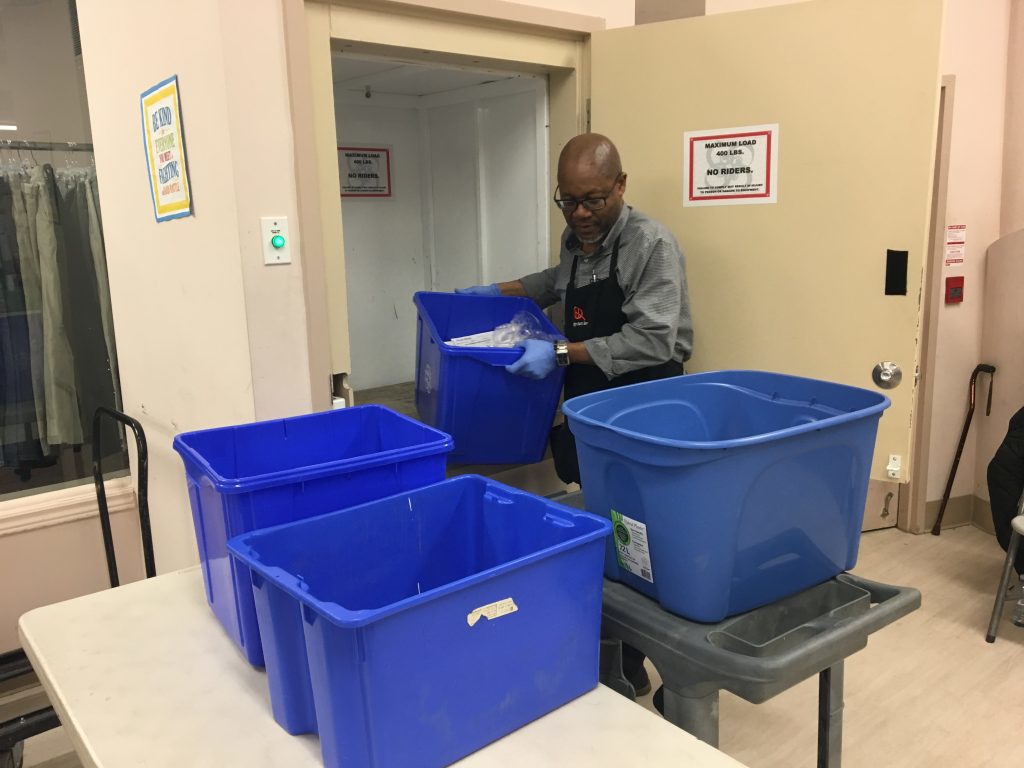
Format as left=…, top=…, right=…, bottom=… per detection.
left=45, top=0, right=1017, bottom=582
left=926, top=0, right=1011, bottom=503
left=706, top=0, right=808, bottom=11
left=0, top=482, right=140, bottom=653
left=636, top=0, right=705, bottom=24
left=975, top=228, right=1024, bottom=503
left=978, top=1, right=1024, bottom=496
left=75, top=0, right=318, bottom=572
left=1001, top=0, right=1024, bottom=235
left=510, top=0, right=633, bottom=27
left=381, top=0, right=630, bottom=28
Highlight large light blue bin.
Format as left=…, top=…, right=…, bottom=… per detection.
left=562, top=370, right=890, bottom=623
left=227, top=475, right=610, bottom=768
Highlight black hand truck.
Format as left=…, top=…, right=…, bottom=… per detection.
left=0, top=408, right=154, bottom=768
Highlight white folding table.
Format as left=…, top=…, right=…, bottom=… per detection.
left=19, top=567, right=748, bottom=768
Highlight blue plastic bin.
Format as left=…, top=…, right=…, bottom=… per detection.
left=414, top=291, right=565, bottom=464
left=562, top=370, right=890, bottom=623
left=227, top=475, right=610, bottom=768
left=172, top=406, right=453, bottom=667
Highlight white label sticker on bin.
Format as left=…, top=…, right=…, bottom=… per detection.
left=467, top=597, right=518, bottom=627
left=611, top=510, right=654, bottom=583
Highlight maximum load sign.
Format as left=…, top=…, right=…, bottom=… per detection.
left=339, top=146, right=392, bottom=197
left=683, top=124, right=778, bottom=207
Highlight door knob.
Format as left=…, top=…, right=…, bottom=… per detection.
left=872, top=362, right=902, bottom=389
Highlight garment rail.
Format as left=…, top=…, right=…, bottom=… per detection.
left=0, top=140, right=93, bottom=152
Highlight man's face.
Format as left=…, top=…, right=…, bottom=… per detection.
left=556, top=163, right=626, bottom=245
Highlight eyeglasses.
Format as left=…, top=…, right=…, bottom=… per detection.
left=553, top=173, right=622, bottom=213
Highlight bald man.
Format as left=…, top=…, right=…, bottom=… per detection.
left=459, top=132, right=693, bottom=484
left=458, top=134, right=691, bottom=701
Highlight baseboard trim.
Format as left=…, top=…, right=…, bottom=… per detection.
left=0, top=477, right=136, bottom=537
left=925, top=494, right=974, bottom=532
left=972, top=496, right=995, bottom=534
left=924, top=494, right=997, bottom=535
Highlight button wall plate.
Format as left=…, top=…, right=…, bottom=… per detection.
left=261, top=216, right=291, bottom=265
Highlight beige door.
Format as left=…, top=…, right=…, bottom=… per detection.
left=589, top=0, right=943, bottom=492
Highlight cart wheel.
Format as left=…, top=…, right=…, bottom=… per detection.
left=0, top=741, right=24, bottom=768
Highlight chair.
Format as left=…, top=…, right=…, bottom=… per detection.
left=985, top=489, right=1024, bottom=643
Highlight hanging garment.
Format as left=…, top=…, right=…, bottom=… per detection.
left=58, top=175, right=118, bottom=452
left=9, top=173, right=49, bottom=450
left=27, top=164, right=81, bottom=448
left=0, top=176, right=44, bottom=467
left=85, top=175, right=119, bottom=406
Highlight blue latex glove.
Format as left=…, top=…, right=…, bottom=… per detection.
left=505, top=338, right=558, bottom=380
left=455, top=284, right=501, bottom=296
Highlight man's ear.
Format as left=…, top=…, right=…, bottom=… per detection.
left=618, top=172, right=628, bottom=195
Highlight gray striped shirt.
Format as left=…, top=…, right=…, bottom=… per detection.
left=519, top=205, right=693, bottom=379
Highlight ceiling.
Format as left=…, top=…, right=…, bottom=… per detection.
left=331, top=54, right=522, bottom=99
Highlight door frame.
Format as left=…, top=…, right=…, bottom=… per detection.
left=298, top=0, right=595, bottom=402
left=903, top=74, right=956, bottom=532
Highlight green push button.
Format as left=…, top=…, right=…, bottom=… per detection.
left=271, top=234, right=286, bottom=249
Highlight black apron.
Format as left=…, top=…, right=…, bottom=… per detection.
left=988, top=405, right=1024, bottom=575
left=550, top=235, right=684, bottom=484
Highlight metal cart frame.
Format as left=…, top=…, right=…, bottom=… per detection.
left=0, top=409, right=153, bottom=767
left=554, top=490, right=920, bottom=768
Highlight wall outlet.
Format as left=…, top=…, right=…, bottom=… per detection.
left=886, top=454, right=902, bottom=480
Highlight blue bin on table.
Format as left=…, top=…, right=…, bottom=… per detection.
left=227, top=475, right=610, bottom=768
left=562, top=370, right=890, bottom=623
left=172, top=406, right=453, bottom=667
left=414, top=291, right=565, bottom=464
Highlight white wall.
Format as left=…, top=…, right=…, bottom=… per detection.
left=336, top=101, right=428, bottom=391
left=337, top=77, right=547, bottom=389
left=479, top=88, right=547, bottom=285
left=426, top=78, right=548, bottom=291
left=427, top=101, right=482, bottom=292
left=75, top=0, right=316, bottom=572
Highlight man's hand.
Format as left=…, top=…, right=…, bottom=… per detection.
left=505, top=339, right=558, bottom=380
left=455, top=284, right=501, bottom=296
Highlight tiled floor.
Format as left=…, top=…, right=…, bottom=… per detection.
left=354, top=381, right=418, bottom=420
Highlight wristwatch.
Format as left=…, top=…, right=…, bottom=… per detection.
left=554, top=339, right=570, bottom=367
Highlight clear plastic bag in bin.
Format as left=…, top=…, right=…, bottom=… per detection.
left=493, top=311, right=560, bottom=346
left=448, top=311, right=560, bottom=348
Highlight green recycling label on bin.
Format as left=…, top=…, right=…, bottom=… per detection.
left=610, top=509, right=654, bottom=583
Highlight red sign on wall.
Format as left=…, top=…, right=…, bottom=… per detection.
left=339, top=146, right=392, bottom=198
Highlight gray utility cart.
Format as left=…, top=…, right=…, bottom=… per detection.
left=558, top=491, right=920, bottom=768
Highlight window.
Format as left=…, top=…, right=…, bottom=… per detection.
left=0, top=0, right=126, bottom=501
